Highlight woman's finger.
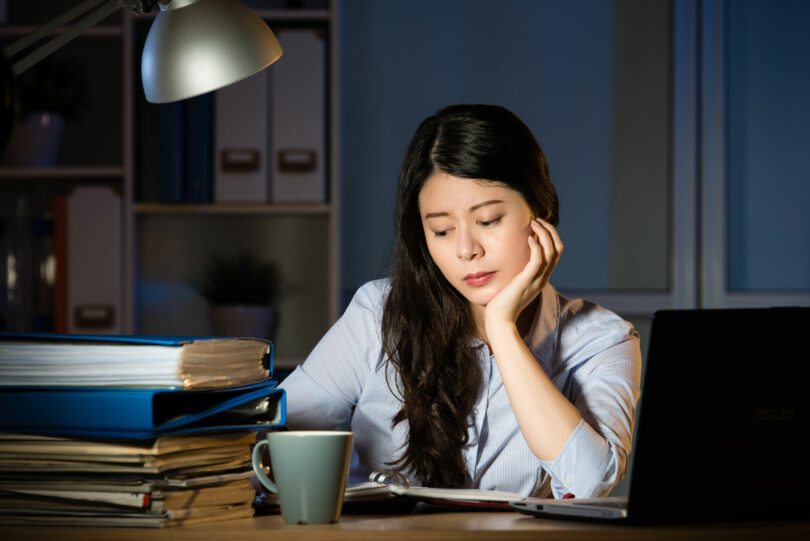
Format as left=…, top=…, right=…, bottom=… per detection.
left=525, top=233, right=549, bottom=294
left=524, top=231, right=544, bottom=282
left=537, top=218, right=564, bottom=262
left=534, top=220, right=555, bottom=258
left=531, top=219, right=562, bottom=287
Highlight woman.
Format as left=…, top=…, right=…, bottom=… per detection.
left=280, top=104, right=641, bottom=499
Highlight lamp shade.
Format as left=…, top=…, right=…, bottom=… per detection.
left=141, top=0, right=282, bottom=103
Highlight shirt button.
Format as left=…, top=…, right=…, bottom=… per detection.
left=564, top=478, right=573, bottom=487
left=473, top=408, right=479, bottom=416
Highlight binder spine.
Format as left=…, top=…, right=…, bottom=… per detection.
left=0, top=388, right=155, bottom=432
left=0, top=382, right=286, bottom=439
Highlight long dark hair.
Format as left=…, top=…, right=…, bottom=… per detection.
left=381, top=104, right=559, bottom=487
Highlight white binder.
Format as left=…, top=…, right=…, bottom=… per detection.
left=214, top=69, right=270, bottom=202
left=270, top=27, right=327, bottom=202
left=67, top=186, right=122, bottom=333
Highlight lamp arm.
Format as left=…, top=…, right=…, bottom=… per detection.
left=3, top=0, right=111, bottom=60
left=2, top=0, right=158, bottom=77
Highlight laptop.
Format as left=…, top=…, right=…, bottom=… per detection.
left=511, top=306, right=810, bottom=524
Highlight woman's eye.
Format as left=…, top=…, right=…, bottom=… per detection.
left=479, top=217, right=502, bottom=227
left=433, top=229, right=450, bottom=238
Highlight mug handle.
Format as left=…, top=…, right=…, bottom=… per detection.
left=251, top=440, right=278, bottom=493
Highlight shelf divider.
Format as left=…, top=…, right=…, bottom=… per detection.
left=135, top=202, right=331, bottom=215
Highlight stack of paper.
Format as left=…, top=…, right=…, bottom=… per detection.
left=0, top=433, right=258, bottom=527
left=0, top=333, right=287, bottom=527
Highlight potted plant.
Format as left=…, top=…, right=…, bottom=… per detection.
left=2, top=56, right=89, bottom=166
left=191, top=251, right=284, bottom=340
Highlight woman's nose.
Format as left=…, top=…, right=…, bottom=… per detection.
left=457, top=228, right=483, bottom=260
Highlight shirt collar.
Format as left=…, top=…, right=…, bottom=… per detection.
left=523, top=282, right=561, bottom=371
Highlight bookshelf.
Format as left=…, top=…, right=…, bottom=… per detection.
left=0, top=166, right=124, bottom=178
left=0, top=1, right=340, bottom=369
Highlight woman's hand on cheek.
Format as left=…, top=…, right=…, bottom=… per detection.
left=484, top=218, right=564, bottom=334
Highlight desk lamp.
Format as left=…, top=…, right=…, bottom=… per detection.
left=0, top=0, right=283, bottom=150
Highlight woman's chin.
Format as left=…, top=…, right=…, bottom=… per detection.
left=461, top=286, right=500, bottom=308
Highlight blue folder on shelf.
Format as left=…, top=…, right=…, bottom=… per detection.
left=0, top=379, right=286, bottom=440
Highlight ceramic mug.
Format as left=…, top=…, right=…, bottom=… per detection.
left=252, top=430, right=353, bottom=524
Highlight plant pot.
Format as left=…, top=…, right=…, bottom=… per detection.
left=2, top=111, right=64, bottom=166
left=209, top=304, right=278, bottom=340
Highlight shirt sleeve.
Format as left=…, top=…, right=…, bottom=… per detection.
left=279, top=280, right=387, bottom=431
left=538, top=320, right=642, bottom=499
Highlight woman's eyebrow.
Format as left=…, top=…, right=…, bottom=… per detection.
left=424, top=200, right=504, bottom=219
left=469, top=199, right=504, bottom=212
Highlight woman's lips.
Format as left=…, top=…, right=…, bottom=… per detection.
left=464, top=271, right=496, bottom=287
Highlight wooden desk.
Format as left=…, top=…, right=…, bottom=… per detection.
left=2, top=512, right=809, bottom=540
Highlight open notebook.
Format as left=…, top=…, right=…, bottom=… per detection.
left=512, top=306, right=810, bottom=523
left=345, top=470, right=522, bottom=509
left=256, top=469, right=523, bottom=513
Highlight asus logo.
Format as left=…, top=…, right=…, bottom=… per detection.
left=752, top=408, right=795, bottom=422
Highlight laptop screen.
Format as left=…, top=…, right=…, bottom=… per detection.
left=626, top=307, right=809, bottom=522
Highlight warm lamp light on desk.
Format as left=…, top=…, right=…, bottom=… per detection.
left=0, top=0, right=283, bottom=150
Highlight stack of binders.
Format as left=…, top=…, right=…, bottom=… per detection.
left=0, top=333, right=286, bottom=527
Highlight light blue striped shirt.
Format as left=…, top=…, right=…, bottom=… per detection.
left=279, top=279, right=641, bottom=498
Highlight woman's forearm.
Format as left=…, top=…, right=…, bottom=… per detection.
left=487, top=321, right=582, bottom=462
